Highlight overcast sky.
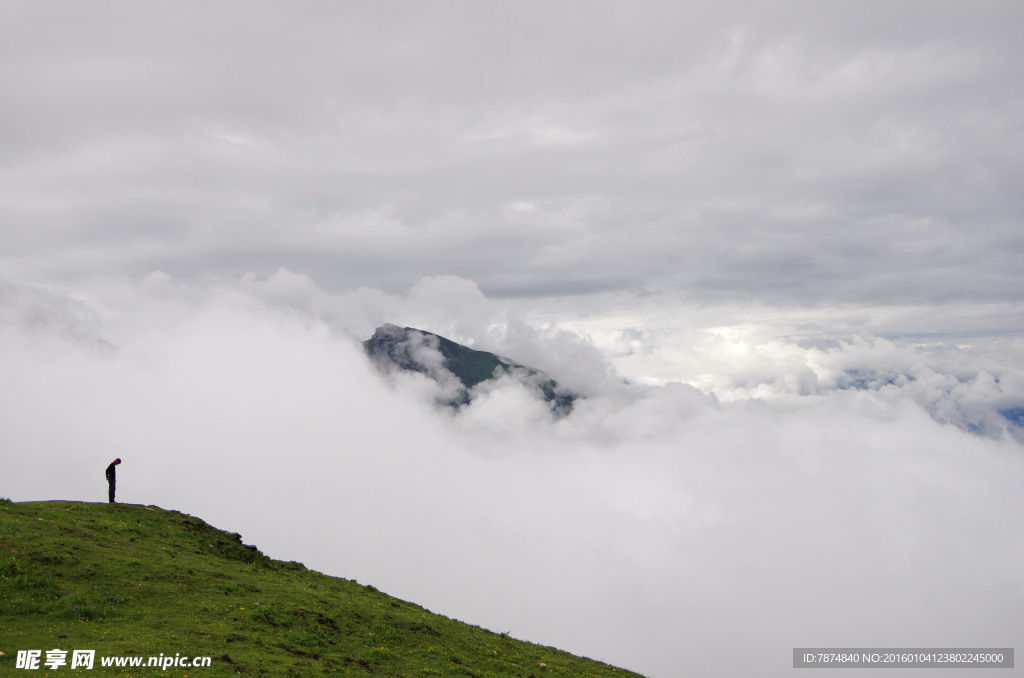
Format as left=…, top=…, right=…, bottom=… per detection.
left=2, top=3, right=1022, bottom=676
left=2, top=0, right=1021, bottom=305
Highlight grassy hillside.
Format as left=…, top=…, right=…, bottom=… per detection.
left=0, top=500, right=644, bottom=677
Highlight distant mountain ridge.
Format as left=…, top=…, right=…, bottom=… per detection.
left=363, top=324, right=578, bottom=413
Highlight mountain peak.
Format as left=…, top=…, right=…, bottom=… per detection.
left=363, top=324, right=578, bottom=413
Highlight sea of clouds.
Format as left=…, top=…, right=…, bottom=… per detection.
left=2, top=272, right=1022, bottom=677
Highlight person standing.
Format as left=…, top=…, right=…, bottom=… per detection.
left=105, top=458, right=121, bottom=504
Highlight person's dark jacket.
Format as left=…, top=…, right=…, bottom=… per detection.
left=105, top=463, right=117, bottom=481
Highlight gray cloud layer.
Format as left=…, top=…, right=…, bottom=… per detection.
left=2, top=1, right=1021, bottom=306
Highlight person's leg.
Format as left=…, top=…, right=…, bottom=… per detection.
left=108, top=479, right=116, bottom=503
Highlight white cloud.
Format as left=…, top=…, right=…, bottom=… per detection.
left=1, top=276, right=1021, bottom=677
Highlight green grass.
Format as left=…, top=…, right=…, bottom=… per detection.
left=0, top=501, right=644, bottom=677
